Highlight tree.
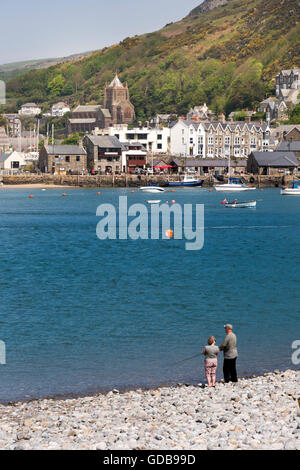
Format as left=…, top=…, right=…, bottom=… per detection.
left=61, top=133, right=80, bottom=145
left=47, top=74, right=65, bottom=97
left=288, top=104, right=300, bottom=124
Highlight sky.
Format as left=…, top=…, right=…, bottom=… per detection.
left=0, top=0, right=202, bottom=65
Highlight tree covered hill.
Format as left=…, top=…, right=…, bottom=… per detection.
left=3, top=0, right=300, bottom=119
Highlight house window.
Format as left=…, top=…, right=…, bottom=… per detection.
left=208, top=136, right=213, bottom=145
left=157, top=134, right=162, bottom=140
left=157, top=143, right=162, bottom=150
left=65, top=156, right=70, bottom=162
left=76, top=156, right=80, bottom=162
left=234, top=136, right=240, bottom=145
left=225, top=136, right=230, bottom=145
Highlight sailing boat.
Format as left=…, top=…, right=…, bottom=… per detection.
left=214, top=154, right=256, bottom=192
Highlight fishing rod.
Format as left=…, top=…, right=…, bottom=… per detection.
left=166, top=352, right=203, bottom=368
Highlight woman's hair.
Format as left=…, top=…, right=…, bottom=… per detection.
left=208, top=336, right=215, bottom=345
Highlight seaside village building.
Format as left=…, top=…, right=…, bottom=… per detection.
left=82, top=135, right=123, bottom=174
left=0, top=126, right=9, bottom=153
left=67, top=75, right=135, bottom=134
left=259, top=69, right=300, bottom=121
left=93, top=124, right=170, bottom=154
left=18, top=102, right=42, bottom=116
left=247, top=151, right=299, bottom=175
left=51, top=102, right=71, bottom=118
left=170, top=119, right=271, bottom=158
left=38, top=144, right=87, bottom=174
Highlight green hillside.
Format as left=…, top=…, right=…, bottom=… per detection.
left=3, top=0, right=300, bottom=119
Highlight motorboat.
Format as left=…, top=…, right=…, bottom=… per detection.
left=140, top=186, right=165, bottom=193
left=221, top=198, right=257, bottom=208
left=215, top=177, right=256, bottom=192
left=147, top=200, right=161, bottom=204
left=168, top=173, right=204, bottom=187
left=280, top=181, right=300, bottom=195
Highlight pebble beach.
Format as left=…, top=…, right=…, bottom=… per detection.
left=0, top=369, right=299, bottom=450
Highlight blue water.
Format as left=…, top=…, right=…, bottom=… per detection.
left=0, top=187, right=299, bottom=402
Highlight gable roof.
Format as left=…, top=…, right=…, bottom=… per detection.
left=277, top=141, right=300, bottom=152
left=85, top=135, right=124, bottom=149
left=250, top=151, right=298, bottom=167
left=45, top=145, right=86, bottom=155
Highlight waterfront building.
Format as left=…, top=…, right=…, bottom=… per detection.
left=121, top=142, right=147, bottom=173
left=0, top=151, right=27, bottom=172
left=82, top=135, right=123, bottom=174
left=170, top=119, right=271, bottom=158
left=169, top=158, right=247, bottom=176
left=247, top=151, right=299, bottom=175
left=93, top=124, right=170, bottom=154
left=38, top=144, right=87, bottom=174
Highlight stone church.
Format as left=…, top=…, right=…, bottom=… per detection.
left=104, top=75, right=135, bottom=125
left=67, top=75, right=135, bottom=134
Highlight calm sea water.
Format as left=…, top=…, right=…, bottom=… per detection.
left=0, top=187, right=299, bottom=402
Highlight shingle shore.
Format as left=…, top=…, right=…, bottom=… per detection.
left=0, top=369, right=299, bottom=450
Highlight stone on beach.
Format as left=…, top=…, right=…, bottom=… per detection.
left=0, top=369, right=298, bottom=450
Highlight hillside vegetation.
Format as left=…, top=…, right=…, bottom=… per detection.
left=3, top=0, right=300, bottom=119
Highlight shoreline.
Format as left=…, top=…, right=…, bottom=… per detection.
left=0, top=368, right=298, bottom=450
left=0, top=366, right=298, bottom=407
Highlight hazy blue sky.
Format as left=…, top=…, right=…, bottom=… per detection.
left=0, top=0, right=202, bottom=65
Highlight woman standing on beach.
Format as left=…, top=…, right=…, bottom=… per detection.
left=202, top=336, right=219, bottom=387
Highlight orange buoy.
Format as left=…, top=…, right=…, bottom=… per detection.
left=209, top=189, right=213, bottom=192
left=62, top=193, right=67, bottom=197
left=260, top=188, right=264, bottom=192
left=97, top=192, right=101, bottom=195
left=171, top=200, right=176, bottom=204
left=131, top=190, right=135, bottom=193
left=165, top=229, right=174, bottom=239
left=29, top=195, right=34, bottom=198
left=171, top=190, right=175, bottom=193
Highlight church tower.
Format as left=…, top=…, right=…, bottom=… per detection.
left=104, top=74, right=135, bottom=125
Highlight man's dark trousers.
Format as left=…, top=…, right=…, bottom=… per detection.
left=223, top=358, right=238, bottom=383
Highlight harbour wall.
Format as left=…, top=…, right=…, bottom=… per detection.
left=0, top=174, right=296, bottom=188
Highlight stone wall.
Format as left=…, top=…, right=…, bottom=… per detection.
left=0, top=174, right=297, bottom=188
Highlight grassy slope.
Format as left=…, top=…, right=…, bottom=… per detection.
left=3, top=0, right=300, bottom=118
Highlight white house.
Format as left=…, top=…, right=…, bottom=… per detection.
left=93, top=124, right=170, bottom=154
left=19, top=103, right=41, bottom=116
left=170, top=120, right=206, bottom=158
left=0, top=151, right=27, bottom=171
left=51, top=102, right=71, bottom=117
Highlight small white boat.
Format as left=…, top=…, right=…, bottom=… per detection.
left=140, top=186, right=165, bottom=193
left=281, top=181, right=300, bottom=195
left=215, top=178, right=256, bottom=192
left=147, top=200, right=161, bottom=204
left=221, top=199, right=257, bottom=208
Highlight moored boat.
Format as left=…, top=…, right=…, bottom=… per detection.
left=140, top=186, right=165, bottom=193
left=221, top=198, right=257, bottom=208
left=147, top=200, right=161, bottom=204
left=215, top=177, right=256, bottom=192
left=168, top=173, right=204, bottom=187
left=280, top=181, right=300, bottom=195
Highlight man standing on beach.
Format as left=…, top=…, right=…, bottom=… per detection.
left=220, top=324, right=238, bottom=383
